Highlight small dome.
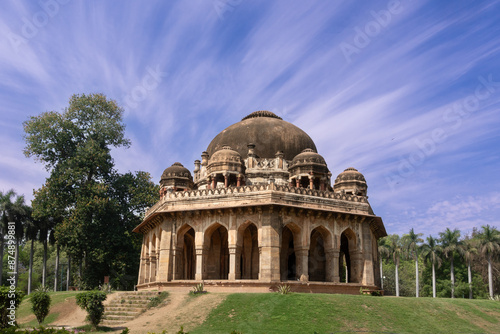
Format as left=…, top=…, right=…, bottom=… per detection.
left=334, top=167, right=366, bottom=183
left=209, top=145, right=242, bottom=163
left=161, top=162, right=192, bottom=181
left=290, top=148, right=327, bottom=167
left=334, top=167, right=367, bottom=196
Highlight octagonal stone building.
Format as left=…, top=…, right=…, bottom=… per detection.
left=133, top=111, right=387, bottom=293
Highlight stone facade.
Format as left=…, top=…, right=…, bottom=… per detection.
left=134, top=111, right=387, bottom=293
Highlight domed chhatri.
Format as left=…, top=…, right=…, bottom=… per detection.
left=159, top=162, right=193, bottom=197
left=334, top=167, right=368, bottom=197
left=135, top=112, right=386, bottom=294
left=206, top=110, right=317, bottom=161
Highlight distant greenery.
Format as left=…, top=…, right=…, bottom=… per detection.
left=192, top=293, right=500, bottom=334
left=0, top=286, right=24, bottom=328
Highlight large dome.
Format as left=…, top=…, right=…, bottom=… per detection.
left=206, top=111, right=317, bottom=161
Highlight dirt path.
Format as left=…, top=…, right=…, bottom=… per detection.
left=120, top=290, right=228, bottom=334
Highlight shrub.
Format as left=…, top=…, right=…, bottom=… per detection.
left=75, top=290, right=107, bottom=330
left=0, top=286, right=24, bottom=328
left=30, top=288, right=52, bottom=324
left=277, top=284, right=291, bottom=295
left=147, top=291, right=169, bottom=308
left=191, top=283, right=206, bottom=294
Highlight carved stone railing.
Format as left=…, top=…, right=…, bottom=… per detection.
left=144, top=184, right=368, bottom=220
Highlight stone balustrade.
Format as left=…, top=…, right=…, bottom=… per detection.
left=144, top=184, right=368, bottom=220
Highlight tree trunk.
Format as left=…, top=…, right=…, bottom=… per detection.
left=451, top=256, right=455, bottom=298
left=66, top=256, right=71, bottom=291
left=395, top=262, right=400, bottom=297
left=54, top=244, right=60, bottom=291
left=14, top=238, right=20, bottom=287
left=432, top=261, right=436, bottom=298
left=42, top=239, right=47, bottom=287
left=415, top=257, right=419, bottom=298
left=488, top=254, right=493, bottom=298
left=468, top=259, right=473, bottom=299
left=0, top=229, right=4, bottom=285
left=380, top=261, right=384, bottom=290
left=28, top=238, right=34, bottom=295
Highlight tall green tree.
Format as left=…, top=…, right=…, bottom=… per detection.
left=461, top=238, right=478, bottom=299
left=0, top=190, right=30, bottom=287
left=421, top=235, right=442, bottom=298
left=24, top=93, right=158, bottom=288
left=440, top=228, right=462, bottom=298
left=381, top=234, right=404, bottom=297
left=477, top=225, right=500, bottom=298
left=405, top=228, right=423, bottom=297
left=378, top=239, right=389, bottom=290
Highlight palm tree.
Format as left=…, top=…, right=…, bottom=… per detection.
left=25, top=212, right=39, bottom=295
left=440, top=228, right=462, bottom=298
left=405, top=228, right=423, bottom=297
left=477, top=225, right=500, bottom=298
left=378, top=238, right=389, bottom=290
left=0, top=190, right=16, bottom=285
left=421, top=235, right=442, bottom=298
left=382, top=234, right=404, bottom=297
left=461, top=238, right=478, bottom=299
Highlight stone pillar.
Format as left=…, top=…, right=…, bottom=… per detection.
left=149, top=251, right=157, bottom=282
left=296, top=178, right=300, bottom=188
left=295, top=247, right=309, bottom=281
left=211, top=176, right=216, bottom=189
left=144, top=258, right=150, bottom=283
left=259, top=221, right=280, bottom=282
left=309, top=176, right=314, bottom=190
left=237, top=175, right=242, bottom=187
left=224, top=173, right=229, bottom=187
left=158, top=227, right=172, bottom=282
left=351, top=250, right=363, bottom=283
left=228, top=246, right=237, bottom=280
left=325, top=249, right=338, bottom=282
left=195, top=248, right=204, bottom=280
left=195, top=231, right=204, bottom=280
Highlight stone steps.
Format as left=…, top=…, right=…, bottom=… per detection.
left=101, top=291, right=160, bottom=326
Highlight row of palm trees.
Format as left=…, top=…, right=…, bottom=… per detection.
left=1, top=190, right=57, bottom=293
left=379, top=225, right=500, bottom=298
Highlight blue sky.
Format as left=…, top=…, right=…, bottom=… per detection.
left=1, top=0, right=499, bottom=238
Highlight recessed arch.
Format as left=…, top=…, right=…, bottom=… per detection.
left=204, top=223, right=229, bottom=279
left=237, top=222, right=259, bottom=279
left=308, top=226, right=332, bottom=282
left=176, top=224, right=195, bottom=280
left=280, top=223, right=301, bottom=281
left=339, top=228, right=357, bottom=283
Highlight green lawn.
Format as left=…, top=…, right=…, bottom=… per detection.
left=191, top=293, right=500, bottom=334
left=17, top=291, right=81, bottom=328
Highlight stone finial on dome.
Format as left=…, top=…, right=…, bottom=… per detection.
left=241, top=110, right=283, bottom=121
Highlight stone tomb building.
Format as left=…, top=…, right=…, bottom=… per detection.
left=133, top=111, right=387, bottom=293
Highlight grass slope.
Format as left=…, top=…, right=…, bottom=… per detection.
left=192, top=293, right=500, bottom=334
left=17, top=291, right=81, bottom=327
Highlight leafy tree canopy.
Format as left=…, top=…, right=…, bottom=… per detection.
left=23, top=93, right=158, bottom=289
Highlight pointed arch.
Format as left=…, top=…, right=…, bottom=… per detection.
left=204, top=223, right=229, bottom=279
left=176, top=224, right=195, bottom=280
left=308, top=226, right=332, bottom=282
left=340, top=228, right=357, bottom=283
left=280, top=223, right=301, bottom=281
left=237, top=222, right=259, bottom=279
